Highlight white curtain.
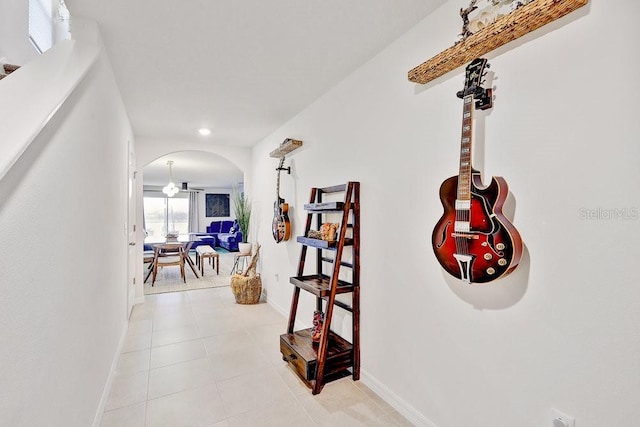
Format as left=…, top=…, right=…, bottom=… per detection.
left=188, top=191, right=199, bottom=232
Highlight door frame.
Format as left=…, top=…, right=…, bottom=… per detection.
left=127, top=139, right=137, bottom=318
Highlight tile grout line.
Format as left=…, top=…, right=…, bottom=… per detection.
left=143, top=309, right=154, bottom=426
left=107, top=287, right=409, bottom=426
left=193, top=292, right=232, bottom=425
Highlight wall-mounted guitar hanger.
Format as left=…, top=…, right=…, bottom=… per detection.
left=270, top=138, right=302, bottom=243
left=270, top=138, right=302, bottom=174
left=276, top=165, right=291, bottom=175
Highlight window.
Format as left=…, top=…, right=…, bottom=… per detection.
left=28, top=0, right=71, bottom=54
left=29, top=0, right=53, bottom=54
left=144, top=195, right=189, bottom=238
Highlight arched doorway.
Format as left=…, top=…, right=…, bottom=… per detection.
left=142, top=151, right=244, bottom=238
left=132, top=145, right=251, bottom=302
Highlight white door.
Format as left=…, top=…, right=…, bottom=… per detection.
left=127, top=140, right=137, bottom=318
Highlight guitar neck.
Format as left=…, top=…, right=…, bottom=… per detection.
left=457, top=94, right=474, bottom=202
left=276, top=157, right=283, bottom=200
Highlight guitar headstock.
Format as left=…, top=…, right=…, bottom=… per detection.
left=456, top=57, right=492, bottom=110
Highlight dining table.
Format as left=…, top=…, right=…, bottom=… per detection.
left=144, top=234, right=202, bottom=279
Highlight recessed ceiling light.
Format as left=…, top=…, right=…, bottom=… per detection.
left=198, top=128, right=211, bottom=136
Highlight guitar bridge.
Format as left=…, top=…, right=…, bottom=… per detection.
left=453, top=253, right=474, bottom=284
left=451, top=232, right=479, bottom=239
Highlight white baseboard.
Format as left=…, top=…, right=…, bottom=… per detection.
left=266, top=296, right=289, bottom=319
left=360, top=370, right=438, bottom=427
left=91, top=321, right=129, bottom=427
left=267, top=298, right=435, bottom=426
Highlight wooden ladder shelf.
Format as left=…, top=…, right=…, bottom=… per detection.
left=279, top=182, right=360, bottom=394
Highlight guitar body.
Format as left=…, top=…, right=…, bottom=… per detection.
left=272, top=197, right=291, bottom=243
left=432, top=172, right=523, bottom=284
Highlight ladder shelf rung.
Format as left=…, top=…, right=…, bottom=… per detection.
left=304, top=201, right=346, bottom=211
left=296, top=236, right=353, bottom=248
left=320, top=256, right=353, bottom=268
left=333, top=299, right=353, bottom=312
left=318, top=184, right=348, bottom=193
left=290, top=274, right=354, bottom=297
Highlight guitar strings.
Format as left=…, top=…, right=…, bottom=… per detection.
left=455, top=94, right=473, bottom=257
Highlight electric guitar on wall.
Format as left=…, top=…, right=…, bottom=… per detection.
left=432, top=58, right=523, bottom=284
left=272, top=157, right=291, bottom=243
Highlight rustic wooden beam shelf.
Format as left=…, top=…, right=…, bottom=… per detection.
left=408, top=0, right=588, bottom=85
left=269, top=138, right=303, bottom=158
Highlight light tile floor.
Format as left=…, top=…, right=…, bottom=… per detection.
left=100, top=287, right=413, bottom=426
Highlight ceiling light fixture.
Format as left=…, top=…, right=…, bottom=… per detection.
left=162, top=160, right=179, bottom=197
left=198, top=128, right=211, bottom=136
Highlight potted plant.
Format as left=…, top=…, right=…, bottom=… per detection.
left=232, top=187, right=252, bottom=254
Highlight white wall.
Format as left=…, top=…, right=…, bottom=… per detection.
left=0, top=0, right=39, bottom=64
left=253, top=1, right=640, bottom=426
left=0, top=49, right=132, bottom=425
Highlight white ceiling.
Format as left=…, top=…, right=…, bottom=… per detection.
left=65, top=0, right=446, bottom=186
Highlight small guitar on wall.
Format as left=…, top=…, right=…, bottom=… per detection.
left=432, top=58, right=523, bottom=284
left=272, top=156, right=291, bottom=243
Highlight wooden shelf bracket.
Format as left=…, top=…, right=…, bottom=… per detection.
left=408, top=0, right=588, bottom=85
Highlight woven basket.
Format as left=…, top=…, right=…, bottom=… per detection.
left=230, top=274, right=262, bottom=304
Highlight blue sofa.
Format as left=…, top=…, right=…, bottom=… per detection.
left=200, top=220, right=243, bottom=251
left=218, top=229, right=243, bottom=251
left=206, top=220, right=234, bottom=234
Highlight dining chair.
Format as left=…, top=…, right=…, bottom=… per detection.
left=151, top=243, right=186, bottom=285
left=143, top=250, right=155, bottom=283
